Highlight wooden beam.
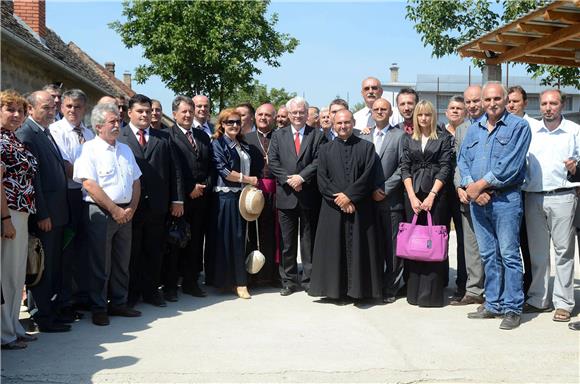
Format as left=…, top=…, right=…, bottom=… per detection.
left=554, top=40, right=580, bottom=49
left=474, top=43, right=511, bottom=53
left=516, top=22, right=559, bottom=34
left=495, top=34, right=532, bottom=44
left=488, top=23, right=580, bottom=64
left=510, top=55, right=578, bottom=67
left=544, top=10, right=580, bottom=23
left=531, top=49, right=576, bottom=59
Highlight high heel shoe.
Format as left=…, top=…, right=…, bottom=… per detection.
left=236, top=286, right=251, bottom=299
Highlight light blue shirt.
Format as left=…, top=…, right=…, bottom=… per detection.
left=522, top=117, right=580, bottom=192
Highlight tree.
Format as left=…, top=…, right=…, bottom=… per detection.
left=110, top=0, right=299, bottom=109
left=224, top=80, right=296, bottom=110
left=406, top=0, right=580, bottom=89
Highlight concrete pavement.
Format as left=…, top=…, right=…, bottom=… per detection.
left=2, top=232, right=579, bottom=383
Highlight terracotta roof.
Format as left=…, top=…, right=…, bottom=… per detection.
left=1, top=2, right=132, bottom=96
left=458, top=1, right=580, bottom=67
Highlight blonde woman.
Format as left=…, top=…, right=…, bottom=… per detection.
left=400, top=100, right=452, bottom=307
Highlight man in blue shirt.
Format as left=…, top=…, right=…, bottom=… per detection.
left=457, top=82, right=531, bottom=330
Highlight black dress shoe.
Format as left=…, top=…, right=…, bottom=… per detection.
left=280, top=286, right=295, bottom=296
left=568, top=321, right=580, bottom=331
left=92, top=312, right=110, bottom=326
left=56, top=307, right=84, bottom=323
left=37, top=322, right=71, bottom=333
left=468, top=308, right=503, bottom=319
left=383, top=296, right=396, bottom=304
left=182, top=285, right=207, bottom=298
left=108, top=305, right=142, bottom=317
left=143, top=292, right=167, bottom=307
left=499, top=312, right=521, bottom=330
left=163, top=289, right=178, bottom=302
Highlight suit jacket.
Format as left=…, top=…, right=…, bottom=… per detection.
left=245, top=130, right=274, bottom=179
left=15, top=118, right=69, bottom=226
left=400, top=130, right=453, bottom=195
left=268, top=125, right=326, bottom=210
left=118, top=125, right=182, bottom=214
left=361, top=126, right=405, bottom=211
left=168, top=124, right=213, bottom=201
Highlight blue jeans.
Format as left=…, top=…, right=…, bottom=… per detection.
left=470, top=189, right=524, bottom=314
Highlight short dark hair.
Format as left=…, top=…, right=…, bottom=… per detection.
left=42, top=83, right=63, bottom=93
left=128, top=94, right=152, bottom=109
left=396, top=88, right=418, bottom=104
left=172, top=95, right=194, bottom=112
left=329, top=98, right=349, bottom=110
left=507, top=85, right=528, bottom=101
left=237, top=102, right=255, bottom=116
left=539, top=88, right=566, bottom=104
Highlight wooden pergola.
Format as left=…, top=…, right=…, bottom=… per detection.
left=458, top=1, right=580, bottom=67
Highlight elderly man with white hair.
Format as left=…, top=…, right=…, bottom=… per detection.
left=268, top=96, right=326, bottom=295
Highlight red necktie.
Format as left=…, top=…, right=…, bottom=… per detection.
left=294, top=131, right=300, bottom=155
left=137, top=129, right=146, bottom=147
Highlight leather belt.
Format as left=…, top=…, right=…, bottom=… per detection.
left=533, top=188, right=575, bottom=195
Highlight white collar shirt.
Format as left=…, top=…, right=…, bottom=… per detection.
left=73, top=136, right=142, bottom=204
left=193, top=119, right=212, bottom=137
left=129, top=122, right=149, bottom=143
left=291, top=125, right=305, bottom=144
left=523, top=117, right=580, bottom=192
left=354, top=106, right=373, bottom=131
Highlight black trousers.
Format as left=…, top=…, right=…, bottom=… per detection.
left=278, top=206, right=318, bottom=289
left=374, top=206, right=404, bottom=297
left=128, top=204, right=166, bottom=300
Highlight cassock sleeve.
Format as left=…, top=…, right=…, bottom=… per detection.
left=343, top=142, right=378, bottom=204
left=316, top=143, right=342, bottom=204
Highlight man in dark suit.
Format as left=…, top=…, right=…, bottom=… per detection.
left=361, top=98, right=406, bottom=304
left=16, top=91, right=70, bottom=332
left=268, top=96, right=326, bottom=295
left=164, top=95, right=213, bottom=300
left=118, top=94, right=183, bottom=307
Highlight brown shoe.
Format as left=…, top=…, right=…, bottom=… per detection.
left=450, top=294, right=485, bottom=306
left=92, top=312, right=110, bottom=326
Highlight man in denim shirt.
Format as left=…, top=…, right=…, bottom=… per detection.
left=457, top=82, right=531, bottom=330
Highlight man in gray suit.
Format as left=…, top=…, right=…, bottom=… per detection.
left=16, top=91, right=70, bottom=332
left=452, top=96, right=485, bottom=306
left=361, top=98, right=406, bottom=303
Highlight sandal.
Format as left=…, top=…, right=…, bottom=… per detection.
left=553, top=308, right=571, bottom=322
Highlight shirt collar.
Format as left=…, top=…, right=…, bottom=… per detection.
left=95, top=135, right=117, bottom=151
left=28, top=116, right=47, bottom=131
left=291, top=125, right=305, bottom=135
left=539, top=116, right=570, bottom=133
left=193, top=119, right=206, bottom=129
left=129, top=122, right=148, bottom=135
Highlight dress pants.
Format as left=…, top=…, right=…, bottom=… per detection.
left=460, top=203, right=484, bottom=297
left=29, top=223, right=64, bottom=327
left=278, top=206, right=318, bottom=290
left=448, top=189, right=466, bottom=293
left=128, top=203, right=166, bottom=300
left=525, top=191, right=577, bottom=312
left=1, top=209, right=29, bottom=344
left=85, top=203, right=132, bottom=312
left=374, top=203, right=404, bottom=297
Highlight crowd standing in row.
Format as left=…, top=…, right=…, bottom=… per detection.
left=1, top=76, right=579, bottom=350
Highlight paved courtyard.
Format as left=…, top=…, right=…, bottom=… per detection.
left=2, top=232, right=579, bottom=383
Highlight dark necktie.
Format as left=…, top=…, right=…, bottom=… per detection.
left=186, top=130, right=198, bottom=154
left=137, top=129, right=146, bottom=147
left=73, top=125, right=85, bottom=144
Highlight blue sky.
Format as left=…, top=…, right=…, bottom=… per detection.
left=46, top=0, right=530, bottom=112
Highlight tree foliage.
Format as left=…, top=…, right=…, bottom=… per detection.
left=224, top=80, right=296, bottom=110
left=110, top=0, right=299, bottom=109
left=406, top=0, right=580, bottom=89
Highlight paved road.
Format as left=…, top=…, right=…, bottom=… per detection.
left=2, top=232, right=579, bottom=383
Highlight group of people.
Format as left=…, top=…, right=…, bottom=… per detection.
left=1, top=76, right=579, bottom=350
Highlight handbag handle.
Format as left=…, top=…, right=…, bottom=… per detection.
left=410, top=211, right=434, bottom=234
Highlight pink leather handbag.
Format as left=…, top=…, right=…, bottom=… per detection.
left=396, top=211, right=448, bottom=262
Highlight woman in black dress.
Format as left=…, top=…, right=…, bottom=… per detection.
left=400, top=100, right=452, bottom=307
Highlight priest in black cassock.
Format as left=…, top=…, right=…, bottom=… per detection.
left=309, top=109, right=383, bottom=301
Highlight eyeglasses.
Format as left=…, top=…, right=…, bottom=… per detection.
left=224, top=120, right=242, bottom=126
left=290, top=111, right=306, bottom=116
left=363, top=86, right=380, bottom=91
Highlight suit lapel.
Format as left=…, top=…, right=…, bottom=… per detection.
left=297, top=126, right=314, bottom=159
left=378, top=128, right=394, bottom=159
left=285, top=127, right=298, bottom=160
left=144, top=129, right=160, bottom=158
left=122, top=126, right=144, bottom=158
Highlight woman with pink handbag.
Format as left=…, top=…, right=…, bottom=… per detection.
left=400, top=100, right=453, bottom=307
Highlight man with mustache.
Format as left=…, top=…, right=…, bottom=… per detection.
left=73, top=102, right=142, bottom=326
left=354, top=77, right=383, bottom=131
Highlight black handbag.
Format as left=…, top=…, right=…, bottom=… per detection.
left=167, top=217, right=191, bottom=248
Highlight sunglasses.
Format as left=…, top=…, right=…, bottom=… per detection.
left=364, top=86, right=380, bottom=91
left=224, top=120, right=242, bottom=126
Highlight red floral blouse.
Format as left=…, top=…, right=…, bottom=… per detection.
left=1, top=129, right=38, bottom=213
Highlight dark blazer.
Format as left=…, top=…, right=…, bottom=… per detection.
left=212, top=135, right=259, bottom=188
left=245, top=130, right=273, bottom=179
left=16, top=118, right=68, bottom=226
left=400, top=130, right=453, bottom=195
left=169, top=124, right=213, bottom=199
left=268, top=125, right=326, bottom=210
left=118, top=125, right=182, bottom=214
left=361, top=126, right=405, bottom=211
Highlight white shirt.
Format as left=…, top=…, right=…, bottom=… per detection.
left=374, top=127, right=386, bottom=154
left=354, top=107, right=373, bottom=131
left=73, top=136, right=142, bottom=204
left=523, top=113, right=542, bottom=131
left=291, top=125, right=305, bottom=144
left=193, top=119, right=212, bottom=137
left=523, top=117, right=580, bottom=192
left=50, top=119, right=95, bottom=189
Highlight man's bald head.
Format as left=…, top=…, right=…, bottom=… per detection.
left=98, top=95, right=118, bottom=106
left=255, top=103, right=276, bottom=132
left=463, top=85, right=483, bottom=120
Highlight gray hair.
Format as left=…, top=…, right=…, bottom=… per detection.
left=62, top=89, right=87, bottom=105
left=172, top=95, right=194, bottom=112
left=482, top=81, right=508, bottom=98
left=91, top=102, right=119, bottom=128
left=286, top=96, right=309, bottom=111
left=539, top=88, right=565, bottom=104
left=448, top=95, right=465, bottom=106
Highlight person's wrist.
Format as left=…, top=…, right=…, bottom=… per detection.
left=1, top=215, right=11, bottom=221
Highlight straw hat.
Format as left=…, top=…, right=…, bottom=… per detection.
left=245, top=250, right=266, bottom=274
left=239, top=185, right=265, bottom=222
